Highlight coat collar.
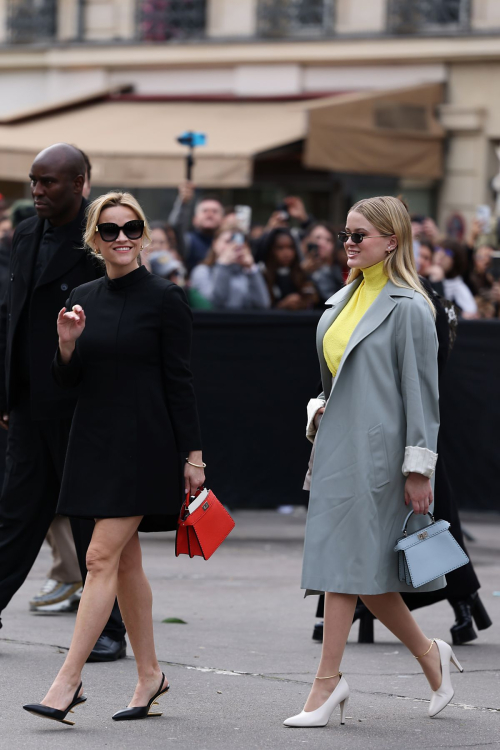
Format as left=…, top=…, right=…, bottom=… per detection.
left=325, top=278, right=415, bottom=306
left=17, top=199, right=88, bottom=290
left=317, top=278, right=415, bottom=398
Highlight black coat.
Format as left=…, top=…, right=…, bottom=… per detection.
left=0, top=200, right=103, bottom=419
left=52, top=265, right=202, bottom=532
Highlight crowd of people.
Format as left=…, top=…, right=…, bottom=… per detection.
left=1, top=177, right=499, bottom=319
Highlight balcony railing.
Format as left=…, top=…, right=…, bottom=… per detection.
left=137, top=0, right=206, bottom=41
left=6, top=0, right=57, bottom=44
left=257, top=0, right=335, bottom=39
left=387, top=0, right=470, bottom=34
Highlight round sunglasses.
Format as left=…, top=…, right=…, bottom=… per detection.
left=338, top=231, right=391, bottom=245
left=96, top=219, right=145, bottom=243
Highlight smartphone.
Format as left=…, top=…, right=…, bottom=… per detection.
left=276, top=202, right=290, bottom=222
left=476, top=205, right=491, bottom=234
left=231, top=231, right=245, bottom=246
left=491, top=250, right=500, bottom=280
left=307, top=242, right=319, bottom=258
left=234, top=205, right=252, bottom=234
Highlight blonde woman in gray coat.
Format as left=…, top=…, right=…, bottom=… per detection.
left=284, top=196, right=465, bottom=729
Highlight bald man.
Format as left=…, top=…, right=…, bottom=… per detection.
left=0, top=144, right=126, bottom=660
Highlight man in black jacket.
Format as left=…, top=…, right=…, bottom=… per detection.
left=0, top=143, right=127, bottom=660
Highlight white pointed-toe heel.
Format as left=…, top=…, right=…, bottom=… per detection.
left=422, top=639, right=463, bottom=718
left=283, top=673, right=349, bottom=728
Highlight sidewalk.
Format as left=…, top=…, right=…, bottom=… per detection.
left=0, top=510, right=498, bottom=750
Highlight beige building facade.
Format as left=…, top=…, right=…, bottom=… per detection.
left=1, top=0, right=500, bottom=229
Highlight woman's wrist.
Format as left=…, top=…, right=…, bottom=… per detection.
left=58, top=341, right=75, bottom=365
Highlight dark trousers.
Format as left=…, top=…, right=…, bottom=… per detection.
left=0, top=398, right=125, bottom=640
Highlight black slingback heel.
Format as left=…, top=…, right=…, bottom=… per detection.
left=23, top=683, right=87, bottom=726
left=112, top=673, right=169, bottom=721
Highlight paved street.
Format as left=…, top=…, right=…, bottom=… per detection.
left=0, top=510, right=499, bottom=750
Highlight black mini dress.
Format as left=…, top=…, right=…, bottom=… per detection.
left=53, top=265, right=202, bottom=532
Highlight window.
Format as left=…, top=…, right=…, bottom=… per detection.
left=388, top=0, right=470, bottom=34
left=137, top=0, right=206, bottom=42
left=7, top=0, right=57, bottom=44
left=257, top=0, right=335, bottom=38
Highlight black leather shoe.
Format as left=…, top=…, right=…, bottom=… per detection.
left=87, top=635, right=126, bottom=662
left=23, top=682, right=86, bottom=726
left=112, top=673, right=169, bottom=721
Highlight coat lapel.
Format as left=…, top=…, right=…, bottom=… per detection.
left=19, top=218, right=44, bottom=290
left=36, top=200, right=88, bottom=289
left=318, top=278, right=415, bottom=396
left=316, top=277, right=362, bottom=398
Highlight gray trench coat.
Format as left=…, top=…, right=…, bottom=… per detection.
left=301, top=276, right=446, bottom=595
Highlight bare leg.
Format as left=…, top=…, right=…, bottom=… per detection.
left=116, top=532, right=164, bottom=706
left=40, top=516, right=142, bottom=710
left=304, top=593, right=357, bottom=712
left=361, top=593, right=442, bottom=690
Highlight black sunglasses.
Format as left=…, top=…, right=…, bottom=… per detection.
left=338, top=231, right=391, bottom=245
left=96, top=220, right=144, bottom=243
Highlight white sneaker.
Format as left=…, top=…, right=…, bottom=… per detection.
left=29, top=580, right=82, bottom=613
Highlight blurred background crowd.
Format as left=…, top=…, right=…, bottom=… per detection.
left=2, top=178, right=499, bottom=318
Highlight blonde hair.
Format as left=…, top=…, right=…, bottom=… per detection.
left=347, top=195, right=435, bottom=318
left=84, top=191, right=151, bottom=256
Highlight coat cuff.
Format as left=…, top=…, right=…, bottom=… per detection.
left=402, top=446, right=438, bottom=478
left=306, top=397, right=326, bottom=443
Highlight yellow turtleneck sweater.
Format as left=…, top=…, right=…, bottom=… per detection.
left=323, top=260, right=388, bottom=377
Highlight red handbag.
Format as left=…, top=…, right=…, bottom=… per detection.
left=175, top=487, right=235, bottom=560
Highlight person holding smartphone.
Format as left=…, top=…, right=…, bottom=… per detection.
left=189, top=227, right=270, bottom=310
left=301, top=222, right=345, bottom=304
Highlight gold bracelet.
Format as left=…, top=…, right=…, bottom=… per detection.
left=186, top=459, right=207, bottom=469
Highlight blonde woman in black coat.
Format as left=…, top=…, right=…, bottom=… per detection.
left=23, top=192, right=205, bottom=725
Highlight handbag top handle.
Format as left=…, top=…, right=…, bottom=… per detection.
left=401, top=510, right=435, bottom=537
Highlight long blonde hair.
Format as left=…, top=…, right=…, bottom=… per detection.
left=84, top=191, right=151, bottom=255
left=347, top=196, right=435, bottom=317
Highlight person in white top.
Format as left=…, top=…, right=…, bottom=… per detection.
left=434, top=242, right=478, bottom=318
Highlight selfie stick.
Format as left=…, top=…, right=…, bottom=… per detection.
left=176, top=131, right=207, bottom=182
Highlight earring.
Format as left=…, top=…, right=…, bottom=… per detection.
left=94, top=247, right=100, bottom=255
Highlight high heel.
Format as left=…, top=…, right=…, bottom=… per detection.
left=23, top=683, right=86, bottom=726
left=469, top=592, right=493, bottom=631
left=428, top=639, right=463, bottom=718
left=283, top=674, right=349, bottom=728
left=112, top=673, right=169, bottom=721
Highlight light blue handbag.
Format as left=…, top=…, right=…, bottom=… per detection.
left=394, top=511, right=469, bottom=588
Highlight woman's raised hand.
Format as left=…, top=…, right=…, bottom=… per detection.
left=57, top=305, right=86, bottom=364
left=57, top=305, right=86, bottom=344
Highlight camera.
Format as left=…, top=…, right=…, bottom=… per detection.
left=276, top=202, right=290, bottom=222
left=176, top=131, right=207, bottom=148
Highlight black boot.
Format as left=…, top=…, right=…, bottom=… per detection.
left=312, top=622, right=323, bottom=642
left=450, top=599, right=477, bottom=645
left=469, top=592, right=493, bottom=631
left=353, top=601, right=375, bottom=644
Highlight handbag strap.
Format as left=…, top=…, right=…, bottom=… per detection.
left=184, top=485, right=205, bottom=509
left=401, top=509, right=435, bottom=536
